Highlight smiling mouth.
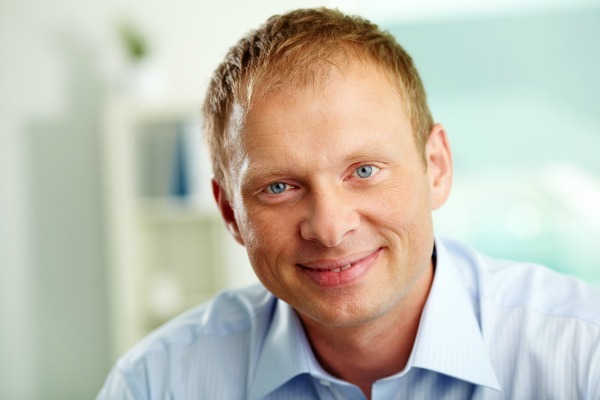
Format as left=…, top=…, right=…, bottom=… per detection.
left=300, top=262, right=355, bottom=273
left=297, top=248, right=382, bottom=287
left=298, top=248, right=381, bottom=271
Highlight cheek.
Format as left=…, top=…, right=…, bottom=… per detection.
left=237, top=205, right=298, bottom=255
left=361, top=177, right=434, bottom=255
left=238, top=207, right=303, bottom=288
left=369, top=177, right=429, bottom=222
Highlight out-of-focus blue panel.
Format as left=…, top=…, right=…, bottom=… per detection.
left=386, top=7, right=600, bottom=283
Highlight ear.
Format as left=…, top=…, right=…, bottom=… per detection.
left=212, top=178, right=245, bottom=245
left=426, top=123, right=453, bottom=210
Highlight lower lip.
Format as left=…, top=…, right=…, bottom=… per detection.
left=299, top=249, right=382, bottom=288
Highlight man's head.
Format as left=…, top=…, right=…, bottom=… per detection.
left=203, top=7, right=434, bottom=196
left=203, top=8, right=452, bottom=330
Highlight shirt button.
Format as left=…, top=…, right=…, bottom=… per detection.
left=319, top=379, right=331, bottom=386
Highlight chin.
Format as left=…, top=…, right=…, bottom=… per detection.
left=296, top=293, right=396, bottom=329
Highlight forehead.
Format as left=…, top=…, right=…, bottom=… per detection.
left=226, top=61, right=415, bottom=183
left=241, top=60, right=406, bottom=134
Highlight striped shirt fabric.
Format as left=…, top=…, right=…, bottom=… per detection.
left=97, top=237, right=600, bottom=399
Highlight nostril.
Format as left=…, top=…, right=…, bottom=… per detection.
left=300, top=215, right=357, bottom=248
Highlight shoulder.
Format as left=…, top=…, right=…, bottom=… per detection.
left=121, top=283, right=275, bottom=360
left=100, top=283, right=276, bottom=399
left=439, top=238, right=600, bottom=398
left=439, top=237, right=600, bottom=325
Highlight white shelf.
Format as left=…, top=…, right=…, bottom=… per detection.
left=137, top=197, right=219, bottom=225
left=103, top=94, right=229, bottom=359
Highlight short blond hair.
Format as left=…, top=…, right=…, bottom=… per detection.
left=203, top=7, right=433, bottom=193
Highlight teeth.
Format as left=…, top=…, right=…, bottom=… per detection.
left=329, top=264, right=352, bottom=273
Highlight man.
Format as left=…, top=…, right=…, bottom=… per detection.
left=99, top=8, right=600, bottom=399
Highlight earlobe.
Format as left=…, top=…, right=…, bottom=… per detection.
left=426, top=124, right=453, bottom=210
left=212, top=179, right=245, bottom=245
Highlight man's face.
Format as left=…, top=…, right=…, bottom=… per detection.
left=216, top=61, right=451, bottom=329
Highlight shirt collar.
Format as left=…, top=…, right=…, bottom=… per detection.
left=249, top=238, right=501, bottom=398
left=249, top=298, right=351, bottom=399
left=248, top=298, right=312, bottom=399
left=407, top=238, right=501, bottom=391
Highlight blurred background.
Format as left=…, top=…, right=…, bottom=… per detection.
left=1, top=0, right=599, bottom=398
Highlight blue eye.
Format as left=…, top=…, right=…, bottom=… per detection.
left=267, top=182, right=288, bottom=194
left=356, top=165, right=374, bottom=178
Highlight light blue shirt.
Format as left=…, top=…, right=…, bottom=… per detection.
left=98, top=238, right=600, bottom=399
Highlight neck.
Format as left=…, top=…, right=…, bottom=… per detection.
left=300, top=261, right=434, bottom=399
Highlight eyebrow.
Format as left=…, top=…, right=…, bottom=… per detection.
left=340, top=141, right=400, bottom=165
left=240, top=145, right=397, bottom=185
left=238, top=158, right=299, bottom=188
left=242, top=165, right=295, bottom=182
left=342, top=151, right=383, bottom=164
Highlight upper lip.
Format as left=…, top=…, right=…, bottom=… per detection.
left=298, top=249, right=380, bottom=270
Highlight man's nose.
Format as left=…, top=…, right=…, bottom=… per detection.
left=299, top=187, right=360, bottom=247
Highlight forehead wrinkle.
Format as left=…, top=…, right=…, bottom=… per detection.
left=241, top=118, right=271, bottom=131
left=239, top=139, right=304, bottom=180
